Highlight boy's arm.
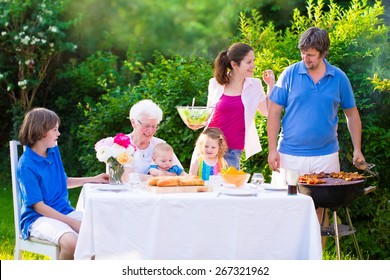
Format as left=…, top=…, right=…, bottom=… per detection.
left=67, top=173, right=109, bottom=188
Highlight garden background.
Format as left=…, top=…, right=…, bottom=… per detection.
left=0, top=0, right=389, bottom=260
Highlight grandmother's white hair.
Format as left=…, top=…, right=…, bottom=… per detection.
left=129, top=99, right=163, bottom=122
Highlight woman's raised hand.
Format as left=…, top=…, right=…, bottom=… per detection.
left=262, top=69, right=275, bottom=87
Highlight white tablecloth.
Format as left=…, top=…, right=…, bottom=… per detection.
left=74, top=183, right=322, bottom=260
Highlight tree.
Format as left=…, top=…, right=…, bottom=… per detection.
left=0, top=0, right=78, bottom=114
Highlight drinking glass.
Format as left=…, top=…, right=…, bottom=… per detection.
left=208, top=175, right=223, bottom=192
left=286, top=169, right=299, bottom=195
left=128, top=173, right=141, bottom=192
left=251, top=173, right=265, bottom=187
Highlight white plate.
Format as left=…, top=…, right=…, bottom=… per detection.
left=220, top=185, right=258, bottom=196
left=221, top=183, right=237, bottom=189
left=261, top=183, right=288, bottom=191
left=95, top=185, right=126, bottom=192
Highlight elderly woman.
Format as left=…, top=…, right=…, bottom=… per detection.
left=128, top=99, right=183, bottom=175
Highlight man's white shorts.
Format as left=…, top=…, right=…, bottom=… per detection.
left=271, top=152, right=340, bottom=185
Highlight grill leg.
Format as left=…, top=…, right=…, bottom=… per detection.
left=344, top=207, right=363, bottom=260
left=320, top=208, right=327, bottom=226
left=333, top=210, right=341, bottom=260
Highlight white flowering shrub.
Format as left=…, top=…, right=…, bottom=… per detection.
left=0, top=0, right=78, bottom=111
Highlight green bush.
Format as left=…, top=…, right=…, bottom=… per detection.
left=54, top=51, right=137, bottom=176
left=134, top=52, right=213, bottom=169
left=77, top=52, right=212, bottom=173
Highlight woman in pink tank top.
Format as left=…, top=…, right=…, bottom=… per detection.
left=202, top=43, right=275, bottom=169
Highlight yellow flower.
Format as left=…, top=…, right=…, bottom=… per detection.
left=117, top=152, right=131, bottom=165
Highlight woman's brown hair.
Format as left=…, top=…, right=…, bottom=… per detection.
left=19, top=107, right=60, bottom=147
left=213, top=43, right=254, bottom=85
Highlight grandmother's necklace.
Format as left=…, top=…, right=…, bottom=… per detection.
left=130, top=133, right=149, bottom=158
left=138, top=149, right=146, bottom=158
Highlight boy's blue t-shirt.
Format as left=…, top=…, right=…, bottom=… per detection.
left=269, top=59, right=356, bottom=156
left=17, top=145, right=73, bottom=239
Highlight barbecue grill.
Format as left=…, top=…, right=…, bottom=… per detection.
left=298, top=174, right=377, bottom=260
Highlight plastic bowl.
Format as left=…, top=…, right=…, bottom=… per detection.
left=221, top=173, right=250, bottom=187
left=176, top=106, right=214, bottom=130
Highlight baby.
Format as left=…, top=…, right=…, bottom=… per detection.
left=148, top=142, right=187, bottom=176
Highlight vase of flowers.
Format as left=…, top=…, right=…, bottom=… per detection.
left=95, top=133, right=136, bottom=185
left=107, top=160, right=125, bottom=185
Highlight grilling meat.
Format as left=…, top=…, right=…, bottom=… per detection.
left=329, top=171, right=365, bottom=181
left=298, top=171, right=364, bottom=184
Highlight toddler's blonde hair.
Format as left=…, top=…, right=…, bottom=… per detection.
left=196, top=127, right=228, bottom=158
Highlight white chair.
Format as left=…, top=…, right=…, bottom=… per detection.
left=10, top=140, right=60, bottom=260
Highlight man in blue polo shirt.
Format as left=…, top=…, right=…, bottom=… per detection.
left=267, top=27, right=365, bottom=223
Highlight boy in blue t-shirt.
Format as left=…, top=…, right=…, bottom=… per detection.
left=18, top=107, right=109, bottom=259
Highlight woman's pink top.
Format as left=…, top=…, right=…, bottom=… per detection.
left=208, top=94, right=245, bottom=150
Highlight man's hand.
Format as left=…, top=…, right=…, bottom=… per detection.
left=268, top=149, right=280, bottom=172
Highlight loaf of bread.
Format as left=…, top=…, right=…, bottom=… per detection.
left=156, top=177, right=180, bottom=187
left=146, top=176, right=161, bottom=186
left=147, top=175, right=205, bottom=187
left=178, top=176, right=204, bottom=186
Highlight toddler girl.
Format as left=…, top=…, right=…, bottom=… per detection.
left=190, top=127, right=228, bottom=180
